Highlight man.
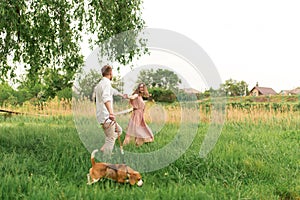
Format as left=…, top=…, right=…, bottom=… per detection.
left=95, top=65, right=126, bottom=156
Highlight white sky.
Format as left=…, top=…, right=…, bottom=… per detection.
left=141, top=0, right=300, bottom=92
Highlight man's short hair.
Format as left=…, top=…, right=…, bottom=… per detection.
left=101, top=65, right=112, bottom=76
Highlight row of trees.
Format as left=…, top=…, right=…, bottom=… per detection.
left=0, top=81, right=72, bottom=106
left=0, top=66, right=251, bottom=105
left=74, top=68, right=249, bottom=103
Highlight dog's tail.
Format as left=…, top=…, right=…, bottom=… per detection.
left=91, top=149, right=98, bottom=167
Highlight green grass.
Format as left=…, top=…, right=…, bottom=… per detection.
left=0, top=115, right=299, bottom=199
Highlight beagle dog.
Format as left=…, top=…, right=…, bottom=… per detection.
left=87, top=149, right=143, bottom=186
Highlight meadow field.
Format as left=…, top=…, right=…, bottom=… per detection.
left=0, top=97, right=299, bottom=199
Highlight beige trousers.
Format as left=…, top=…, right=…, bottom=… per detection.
left=101, top=122, right=122, bottom=155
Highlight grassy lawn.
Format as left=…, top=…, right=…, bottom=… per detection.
left=0, top=112, right=299, bottom=199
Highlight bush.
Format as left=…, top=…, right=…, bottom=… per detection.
left=56, top=87, right=72, bottom=100
left=0, top=82, right=16, bottom=106
left=148, top=87, right=176, bottom=103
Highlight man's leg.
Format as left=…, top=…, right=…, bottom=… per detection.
left=101, top=122, right=123, bottom=158
left=101, top=123, right=116, bottom=156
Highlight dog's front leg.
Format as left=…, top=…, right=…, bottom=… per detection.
left=92, top=178, right=100, bottom=184
left=87, top=174, right=92, bottom=185
left=87, top=174, right=100, bottom=185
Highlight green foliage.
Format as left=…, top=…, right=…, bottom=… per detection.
left=77, top=70, right=102, bottom=101
left=200, top=87, right=226, bottom=99
left=200, top=100, right=300, bottom=113
left=76, top=70, right=124, bottom=101
left=149, top=87, right=176, bottom=103
left=0, top=0, right=84, bottom=83
left=0, top=0, right=146, bottom=95
left=111, top=75, right=124, bottom=95
left=137, top=68, right=182, bottom=91
left=40, top=68, right=74, bottom=99
left=220, top=78, right=248, bottom=96
left=86, top=0, right=147, bottom=68
left=56, top=87, right=72, bottom=100
left=0, top=82, right=15, bottom=105
left=196, top=89, right=211, bottom=100
left=13, top=88, right=32, bottom=104
left=0, top=80, right=73, bottom=107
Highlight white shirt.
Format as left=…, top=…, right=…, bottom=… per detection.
left=95, top=77, right=121, bottom=123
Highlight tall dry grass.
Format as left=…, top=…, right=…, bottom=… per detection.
left=0, top=97, right=72, bottom=116
left=1, top=98, right=299, bottom=127
left=224, top=104, right=299, bottom=127
left=162, top=103, right=299, bottom=127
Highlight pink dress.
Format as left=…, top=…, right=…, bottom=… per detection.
left=123, top=96, right=154, bottom=146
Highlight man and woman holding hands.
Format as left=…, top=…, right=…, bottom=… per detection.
left=94, top=65, right=154, bottom=156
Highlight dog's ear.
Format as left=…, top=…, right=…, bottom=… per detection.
left=129, top=173, right=136, bottom=185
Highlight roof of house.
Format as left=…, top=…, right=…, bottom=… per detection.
left=250, top=86, right=277, bottom=95
left=289, top=88, right=300, bottom=94
left=182, top=88, right=200, bottom=94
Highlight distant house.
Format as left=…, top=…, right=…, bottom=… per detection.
left=182, top=88, right=200, bottom=94
left=289, top=88, right=300, bottom=95
left=280, top=88, right=300, bottom=95
left=249, top=83, right=277, bottom=96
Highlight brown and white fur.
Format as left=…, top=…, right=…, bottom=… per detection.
left=87, top=149, right=143, bottom=186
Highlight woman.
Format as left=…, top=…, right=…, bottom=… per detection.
left=123, top=83, right=154, bottom=146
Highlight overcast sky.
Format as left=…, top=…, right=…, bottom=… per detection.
left=141, top=0, right=300, bottom=92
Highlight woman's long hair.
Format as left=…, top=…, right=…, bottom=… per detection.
left=133, top=83, right=149, bottom=98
